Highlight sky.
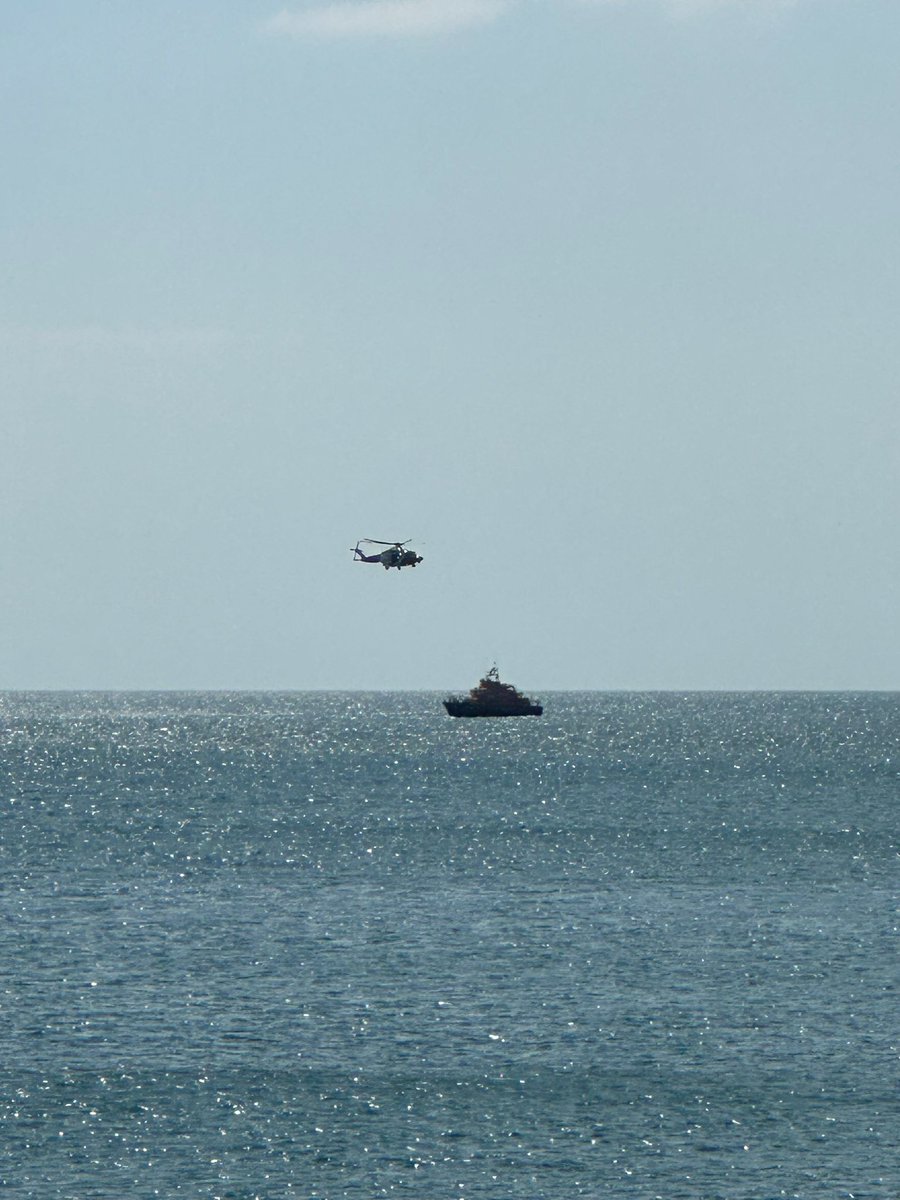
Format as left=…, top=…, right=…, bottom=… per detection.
left=1, top=0, right=898, bottom=690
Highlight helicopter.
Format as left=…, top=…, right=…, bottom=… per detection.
left=351, top=539, right=423, bottom=570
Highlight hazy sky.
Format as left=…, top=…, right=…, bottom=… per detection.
left=2, top=0, right=898, bottom=690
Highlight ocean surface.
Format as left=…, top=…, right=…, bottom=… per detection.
left=0, top=691, right=897, bottom=1199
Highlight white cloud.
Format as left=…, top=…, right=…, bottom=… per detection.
left=572, top=0, right=803, bottom=14
left=264, top=0, right=512, bottom=39
left=662, top=0, right=800, bottom=14
left=264, top=0, right=814, bottom=41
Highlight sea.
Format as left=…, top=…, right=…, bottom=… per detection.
left=0, top=690, right=897, bottom=1199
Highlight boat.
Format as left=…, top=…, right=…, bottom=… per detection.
left=443, top=666, right=543, bottom=718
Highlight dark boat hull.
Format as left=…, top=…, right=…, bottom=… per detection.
left=443, top=700, right=543, bottom=718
